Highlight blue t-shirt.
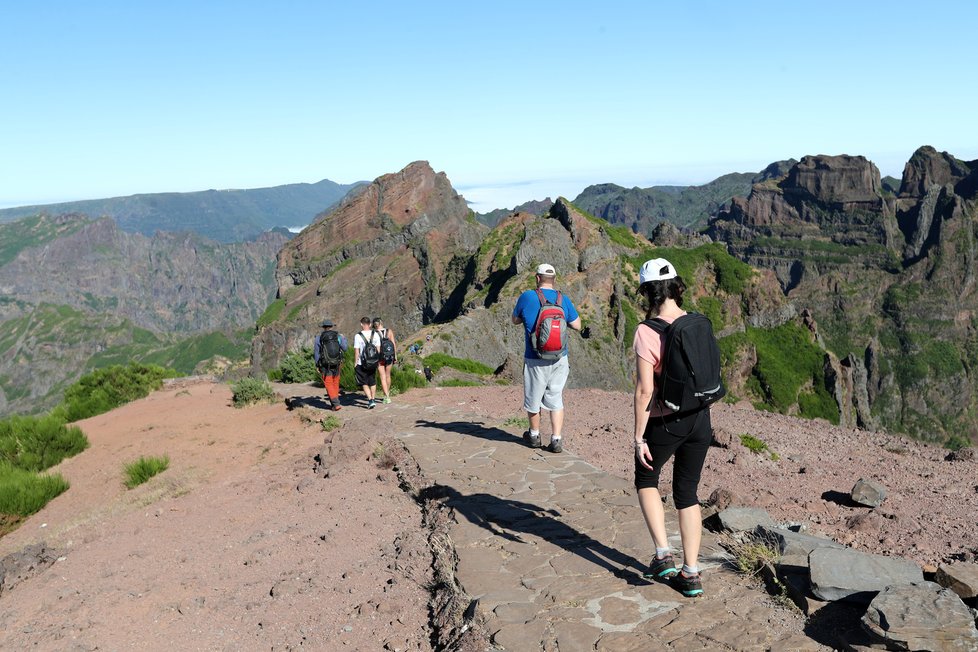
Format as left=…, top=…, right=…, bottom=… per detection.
left=513, top=288, right=579, bottom=359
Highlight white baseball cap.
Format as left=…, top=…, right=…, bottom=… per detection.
left=639, top=258, right=677, bottom=283
left=536, top=263, right=556, bottom=276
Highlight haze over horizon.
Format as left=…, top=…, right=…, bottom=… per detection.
left=2, top=1, right=976, bottom=214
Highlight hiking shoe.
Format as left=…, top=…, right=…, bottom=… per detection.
left=644, top=555, right=678, bottom=580
left=548, top=438, right=563, bottom=454
left=383, top=397, right=391, bottom=404
left=368, top=400, right=376, bottom=409
left=522, top=431, right=542, bottom=448
left=671, top=571, right=704, bottom=597
left=332, top=404, right=342, bottom=411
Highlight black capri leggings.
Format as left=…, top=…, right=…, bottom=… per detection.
left=634, top=408, right=712, bottom=510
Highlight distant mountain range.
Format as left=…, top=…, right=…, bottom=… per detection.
left=0, top=179, right=362, bottom=243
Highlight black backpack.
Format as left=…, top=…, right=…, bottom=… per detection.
left=378, top=329, right=395, bottom=365
left=359, top=330, right=381, bottom=371
left=643, top=313, right=726, bottom=414
left=317, top=330, right=343, bottom=371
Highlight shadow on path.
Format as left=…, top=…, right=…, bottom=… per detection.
left=285, top=394, right=363, bottom=410
left=415, top=419, right=525, bottom=445
left=420, top=484, right=647, bottom=585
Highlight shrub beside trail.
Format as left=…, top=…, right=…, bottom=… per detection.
left=0, top=362, right=179, bottom=533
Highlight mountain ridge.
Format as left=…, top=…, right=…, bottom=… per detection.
left=0, top=179, right=361, bottom=243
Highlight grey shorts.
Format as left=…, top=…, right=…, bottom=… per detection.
left=522, top=356, right=570, bottom=413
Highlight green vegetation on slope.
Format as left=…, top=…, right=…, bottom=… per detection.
left=626, top=243, right=753, bottom=295
left=720, top=323, right=839, bottom=424
left=0, top=215, right=90, bottom=267
left=58, top=362, right=179, bottom=422
left=423, top=353, right=495, bottom=375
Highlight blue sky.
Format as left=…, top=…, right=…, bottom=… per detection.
left=2, top=1, right=976, bottom=212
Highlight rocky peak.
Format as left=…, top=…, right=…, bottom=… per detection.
left=252, top=162, right=487, bottom=370
left=899, top=146, right=973, bottom=199
left=782, top=154, right=883, bottom=208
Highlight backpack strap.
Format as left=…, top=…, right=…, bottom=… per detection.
left=640, top=317, right=668, bottom=334
left=534, top=288, right=563, bottom=306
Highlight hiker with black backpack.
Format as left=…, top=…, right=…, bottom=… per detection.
left=632, top=257, right=725, bottom=598
left=511, top=263, right=584, bottom=453
left=313, top=318, right=348, bottom=411
left=371, top=316, right=397, bottom=404
left=354, top=316, right=382, bottom=409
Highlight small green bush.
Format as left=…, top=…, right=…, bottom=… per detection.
left=231, top=378, right=276, bottom=407
left=60, top=362, right=178, bottom=422
left=123, top=455, right=170, bottom=489
left=339, top=347, right=359, bottom=392
left=0, top=414, right=89, bottom=472
left=0, top=462, right=70, bottom=516
left=320, top=415, right=341, bottom=432
left=740, top=434, right=779, bottom=460
left=278, top=347, right=318, bottom=384
left=503, top=416, right=530, bottom=430
left=390, top=364, right=428, bottom=395
left=423, top=353, right=494, bottom=376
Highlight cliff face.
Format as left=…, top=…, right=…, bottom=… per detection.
left=708, top=147, right=978, bottom=446
left=0, top=214, right=288, bottom=416
left=0, top=215, right=286, bottom=333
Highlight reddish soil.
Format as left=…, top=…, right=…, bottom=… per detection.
left=1, top=379, right=974, bottom=650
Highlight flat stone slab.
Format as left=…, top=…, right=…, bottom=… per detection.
left=716, top=506, right=776, bottom=532
left=809, top=547, right=923, bottom=603
left=756, top=524, right=844, bottom=558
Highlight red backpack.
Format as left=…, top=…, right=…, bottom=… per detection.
left=532, top=289, right=568, bottom=360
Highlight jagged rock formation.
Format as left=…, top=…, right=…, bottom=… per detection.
left=253, top=162, right=792, bottom=396
left=708, top=147, right=978, bottom=445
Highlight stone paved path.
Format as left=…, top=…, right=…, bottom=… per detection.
left=386, top=399, right=830, bottom=651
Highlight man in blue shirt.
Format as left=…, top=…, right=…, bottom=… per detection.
left=511, top=263, right=583, bottom=453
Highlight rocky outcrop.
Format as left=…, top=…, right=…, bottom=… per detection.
left=899, top=146, right=974, bottom=199
left=707, top=148, right=978, bottom=446
left=571, top=160, right=798, bottom=235
left=252, top=162, right=489, bottom=371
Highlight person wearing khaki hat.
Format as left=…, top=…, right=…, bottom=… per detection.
left=313, top=319, right=347, bottom=410
left=511, top=263, right=585, bottom=453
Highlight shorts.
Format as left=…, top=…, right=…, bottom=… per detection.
left=522, top=356, right=570, bottom=413
left=634, top=408, right=712, bottom=509
left=355, top=365, right=376, bottom=387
